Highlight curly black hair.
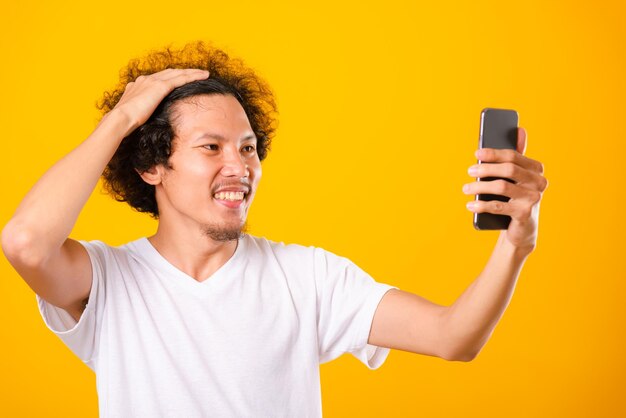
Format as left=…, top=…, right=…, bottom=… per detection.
left=97, top=41, right=278, bottom=218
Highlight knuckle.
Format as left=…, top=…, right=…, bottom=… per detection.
left=530, top=190, right=542, bottom=204
left=491, top=201, right=505, bottom=213
left=537, top=162, right=545, bottom=175
left=494, top=179, right=509, bottom=194
left=504, top=162, right=517, bottom=178
left=541, top=177, right=549, bottom=191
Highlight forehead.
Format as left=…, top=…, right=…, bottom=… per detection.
left=170, top=94, right=253, bottom=141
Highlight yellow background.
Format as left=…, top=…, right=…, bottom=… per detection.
left=1, top=0, right=624, bottom=416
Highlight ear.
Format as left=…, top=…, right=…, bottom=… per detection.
left=136, top=165, right=164, bottom=186
left=517, top=127, right=528, bottom=155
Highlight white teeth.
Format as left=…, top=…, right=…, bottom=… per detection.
left=214, top=191, right=245, bottom=201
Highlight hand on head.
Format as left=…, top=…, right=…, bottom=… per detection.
left=112, top=69, right=210, bottom=134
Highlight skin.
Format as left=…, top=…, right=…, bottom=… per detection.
left=2, top=68, right=548, bottom=362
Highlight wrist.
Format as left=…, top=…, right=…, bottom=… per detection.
left=99, top=108, right=139, bottom=139
left=497, top=231, right=535, bottom=260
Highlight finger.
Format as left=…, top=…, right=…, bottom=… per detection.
left=466, top=199, right=509, bottom=216
left=131, top=69, right=210, bottom=96
left=517, top=127, right=527, bottom=155
left=149, top=68, right=203, bottom=80
left=467, top=161, right=548, bottom=190
left=153, top=68, right=176, bottom=76
left=463, top=179, right=545, bottom=201
left=463, top=179, right=530, bottom=199
left=162, top=68, right=210, bottom=82
left=466, top=198, right=536, bottom=221
left=129, top=69, right=207, bottom=86
left=475, top=147, right=544, bottom=174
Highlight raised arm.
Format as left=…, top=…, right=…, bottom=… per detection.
left=1, top=69, right=210, bottom=321
left=368, top=128, right=548, bottom=361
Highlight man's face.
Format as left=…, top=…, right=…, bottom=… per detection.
left=150, top=94, right=261, bottom=241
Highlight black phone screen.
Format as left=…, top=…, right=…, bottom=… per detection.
left=474, top=108, right=518, bottom=230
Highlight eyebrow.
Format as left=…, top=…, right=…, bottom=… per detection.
left=192, top=133, right=256, bottom=143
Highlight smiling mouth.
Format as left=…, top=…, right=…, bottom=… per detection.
left=212, top=190, right=250, bottom=209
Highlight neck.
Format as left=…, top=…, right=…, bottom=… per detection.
left=148, top=223, right=240, bottom=283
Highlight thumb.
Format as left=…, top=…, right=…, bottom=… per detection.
left=517, top=127, right=527, bottom=155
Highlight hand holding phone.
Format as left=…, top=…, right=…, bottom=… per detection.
left=463, top=109, right=549, bottom=250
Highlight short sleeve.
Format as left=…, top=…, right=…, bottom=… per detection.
left=36, top=240, right=108, bottom=369
left=314, top=247, right=398, bottom=369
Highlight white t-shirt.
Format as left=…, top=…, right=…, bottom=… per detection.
left=37, top=234, right=397, bottom=417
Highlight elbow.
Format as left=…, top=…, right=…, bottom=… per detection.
left=1, top=221, right=48, bottom=268
left=453, top=350, right=479, bottom=362
left=440, top=343, right=481, bottom=363
left=438, top=311, right=483, bottom=362
left=442, top=350, right=479, bottom=362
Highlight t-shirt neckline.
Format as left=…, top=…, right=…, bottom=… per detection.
left=129, top=234, right=248, bottom=289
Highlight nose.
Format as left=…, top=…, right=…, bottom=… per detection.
left=220, top=146, right=249, bottom=178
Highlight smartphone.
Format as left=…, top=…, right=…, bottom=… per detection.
left=473, top=108, right=518, bottom=230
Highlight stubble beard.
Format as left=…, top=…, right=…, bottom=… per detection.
left=201, top=220, right=248, bottom=242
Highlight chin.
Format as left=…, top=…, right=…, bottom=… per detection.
left=201, top=220, right=248, bottom=242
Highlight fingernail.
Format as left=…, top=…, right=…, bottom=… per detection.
left=466, top=201, right=476, bottom=210
left=462, top=184, right=470, bottom=193
left=468, top=165, right=479, bottom=176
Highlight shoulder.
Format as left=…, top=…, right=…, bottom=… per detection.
left=77, top=238, right=146, bottom=269
left=243, top=234, right=352, bottom=271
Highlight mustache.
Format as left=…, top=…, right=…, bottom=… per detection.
left=211, top=178, right=251, bottom=194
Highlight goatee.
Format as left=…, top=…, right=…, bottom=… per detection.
left=202, top=220, right=248, bottom=242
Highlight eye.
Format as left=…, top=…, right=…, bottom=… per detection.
left=203, top=144, right=219, bottom=151
left=242, top=144, right=256, bottom=153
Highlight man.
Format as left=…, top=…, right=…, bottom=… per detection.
left=1, top=42, right=548, bottom=417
